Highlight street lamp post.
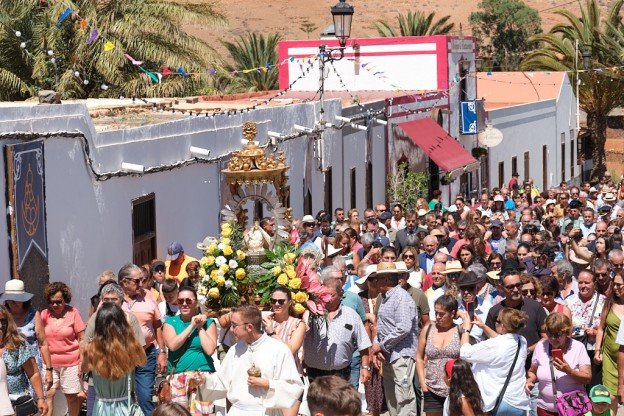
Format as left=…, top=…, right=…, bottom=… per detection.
left=315, top=0, right=354, bottom=170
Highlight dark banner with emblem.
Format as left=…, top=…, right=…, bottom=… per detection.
left=12, top=141, right=47, bottom=268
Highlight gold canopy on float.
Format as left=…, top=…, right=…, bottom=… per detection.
left=222, top=121, right=289, bottom=189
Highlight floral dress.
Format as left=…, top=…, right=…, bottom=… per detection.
left=3, top=342, right=36, bottom=400
left=424, top=325, right=461, bottom=397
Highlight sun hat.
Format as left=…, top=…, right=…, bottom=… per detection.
left=375, top=261, right=409, bottom=277
left=197, top=236, right=218, bottom=251
left=0, top=279, right=34, bottom=303
left=456, top=271, right=483, bottom=287
left=355, top=264, right=378, bottom=285
left=490, top=219, right=503, bottom=228
left=603, top=192, right=616, bottom=203
left=486, top=270, right=501, bottom=280
left=313, top=237, right=342, bottom=257
left=493, top=195, right=505, bottom=202
left=442, top=260, right=463, bottom=274
left=543, top=199, right=556, bottom=207
left=589, top=385, right=611, bottom=404
left=167, top=242, right=184, bottom=261
left=430, top=228, right=445, bottom=237
left=569, top=249, right=590, bottom=266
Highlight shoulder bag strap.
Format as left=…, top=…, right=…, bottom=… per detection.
left=127, top=374, right=131, bottom=409
left=588, top=293, right=600, bottom=328
left=491, top=337, right=521, bottom=415
left=548, top=346, right=558, bottom=400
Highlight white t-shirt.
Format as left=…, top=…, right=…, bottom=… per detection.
left=158, top=300, right=179, bottom=323
left=460, top=333, right=530, bottom=411
left=0, top=359, right=13, bottom=416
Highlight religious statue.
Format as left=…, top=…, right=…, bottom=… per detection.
left=243, top=221, right=273, bottom=253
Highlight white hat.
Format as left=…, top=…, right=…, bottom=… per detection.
left=0, top=279, right=33, bottom=303
left=302, top=215, right=315, bottom=223
left=356, top=264, right=378, bottom=285
left=313, top=237, right=342, bottom=257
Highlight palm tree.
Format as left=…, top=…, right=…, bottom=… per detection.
left=216, top=33, right=282, bottom=93
left=0, top=0, right=226, bottom=99
left=521, top=0, right=624, bottom=180
left=375, top=11, right=454, bottom=37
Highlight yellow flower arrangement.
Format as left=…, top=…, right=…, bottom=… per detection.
left=293, top=303, right=306, bottom=315
left=221, top=237, right=231, bottom=246
left=208, top=288, right=220, bottom=299
left=216, top=276, right=226, bottom=286
left=294, top=291, right=308, bottom=303
left=272, top=266, right=282, bottom=276
left=198, top=268, right=206, bottom=277
left=221, top=228, right=232, bottom=238
left=197, top=286, right=208, bottom=295
left=235, top=268, right=246, bottom=280
left=222, top=246, right=233, bottom=256
left=206, top=244, right=218, bottom=255
left=288, top=278, right=302, bottom=290
left=210, top=270, right=220, bottom=280
left=283, top=252, right=297, bottom=265
left=286, top=269, right=296, bottom=279
left=219, top=264, right=230, bottom=274
left=237, top=250, right=246, bottom=261
left=277, top=273, right=289, bottom=286
left=204, top=256, right=215, bottom=266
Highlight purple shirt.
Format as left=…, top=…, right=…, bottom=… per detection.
left=532, top=339, right=590, bottom=412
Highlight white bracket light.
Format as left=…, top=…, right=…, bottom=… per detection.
left=121, top=162, right=145, bottom=174
left=190, top=146, right=210, bottom=158
left=294, top=124, right=314, bottom=133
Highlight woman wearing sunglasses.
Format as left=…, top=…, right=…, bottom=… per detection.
left=41, top=282, right=85, bottom=416
left=261, top=287, right=305, bottom=416
left=163, top=286, right=217, bottom=413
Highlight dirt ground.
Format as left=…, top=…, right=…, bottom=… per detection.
left=187, top=0, right=596, bottom=58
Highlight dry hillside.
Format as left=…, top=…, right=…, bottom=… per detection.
left=184, top=0, right=607, bottom=57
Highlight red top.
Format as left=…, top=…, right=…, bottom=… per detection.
left=41, top=306, right=86, bottom=367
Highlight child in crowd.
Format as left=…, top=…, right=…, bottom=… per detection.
left=307, top=375, right=361, bottom=416
left=585, top=385, right=613, bottom=416
left=444, top=359, right=486, bottom=416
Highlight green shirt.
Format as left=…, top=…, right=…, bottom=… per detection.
left=165, top=315, right=215, bottom=373
left=584, top=409, right=613, bottom=416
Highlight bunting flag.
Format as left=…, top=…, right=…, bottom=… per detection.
left=139, top=67, right=160, bottom=84
left=86, top=29, right=99, bottom=45
left=103, top=41, right=115, bottom=51
left=177, top=66, right=187, bottom=77
left=162, top=67, right=172, bottom=77
left=79, top=19, right=88, bottom=30
left=57, top=7, right=72, bottom=29
left=124, top=53, right=143, bottom=66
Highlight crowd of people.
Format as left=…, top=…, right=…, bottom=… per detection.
left=0, top=172, right=623, bottom=416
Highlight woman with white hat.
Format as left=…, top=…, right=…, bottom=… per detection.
left=0, top=279, right=53, bottom=393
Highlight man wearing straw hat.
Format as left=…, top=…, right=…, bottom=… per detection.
left=371, top=262, right=418, bottom=416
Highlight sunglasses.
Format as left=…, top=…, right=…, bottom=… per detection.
left=124, top=278, right=142, bottom=285
left=461, top=285, right=476, bottom=291
left=548, top=332, right=565, bottom=338
left=49, top=300, right=64, bottom=306
left=154, top=267, right=165, bottom=273
left=403, top=255, right=415, bottom=259
left=270, top=298, right=287, bottom=305
left=522, top=289, right=536, bottom=296
left=178, top=298, right=194, bottom=305
left=505, top=282, right=523, bottom=290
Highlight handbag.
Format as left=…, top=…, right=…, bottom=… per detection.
left=11, top=395, right=37, bottom=416
left=156, top=356, right=180, bottom=403
left=490, top=336, right=521, bottom=416
left=548, top=350, right=593, bottom=416
left=128, top=374, right=145, bottom=416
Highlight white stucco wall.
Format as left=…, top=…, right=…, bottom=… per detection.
left=0, top=98, right=383, bottom=315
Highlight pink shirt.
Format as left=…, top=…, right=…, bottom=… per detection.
left=532, top=339, right=590, bottom=412
left=123, top=294, right=161, bottom=348
left=41, top=307, right=86, bottom=367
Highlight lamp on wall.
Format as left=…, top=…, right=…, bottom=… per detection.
left=190, top=146, right=210, bottom=158
left=121, top=162, right=145, bottom=173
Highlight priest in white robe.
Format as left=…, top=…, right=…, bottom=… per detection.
left=198, top=305, right=304, bottom=416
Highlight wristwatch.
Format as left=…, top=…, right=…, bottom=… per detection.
left=362, top=365, right=372, bottom=371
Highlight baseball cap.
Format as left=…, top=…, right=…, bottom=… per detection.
left=490, top=219, right=503, bottom=228
left=379, top=211, right=392, bottom=221
left=599, top=204, right=613, bottom=213
left=589, top=384, right=611, bottom=404
left=568, top=200, right=582, bottom=209
left=167, top=242, right=184, bottom=261
left=301, top=215, right=315, bottom=224
left=493, top=195, right=505, bottom=202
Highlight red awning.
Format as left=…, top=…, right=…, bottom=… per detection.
left=397, top=118, right=478, bottom=172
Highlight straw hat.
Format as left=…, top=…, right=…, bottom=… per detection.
left=355, top=264, right=378, bottom=285
left=441, top=260, right=463, bottom=274
left=375, top=261, right=409, bottom=276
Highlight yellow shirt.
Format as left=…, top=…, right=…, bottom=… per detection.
left=165, top=254, right=198, bottom=282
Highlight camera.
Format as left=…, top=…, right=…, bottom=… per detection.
left=371, top=240, right=383, bottom=248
